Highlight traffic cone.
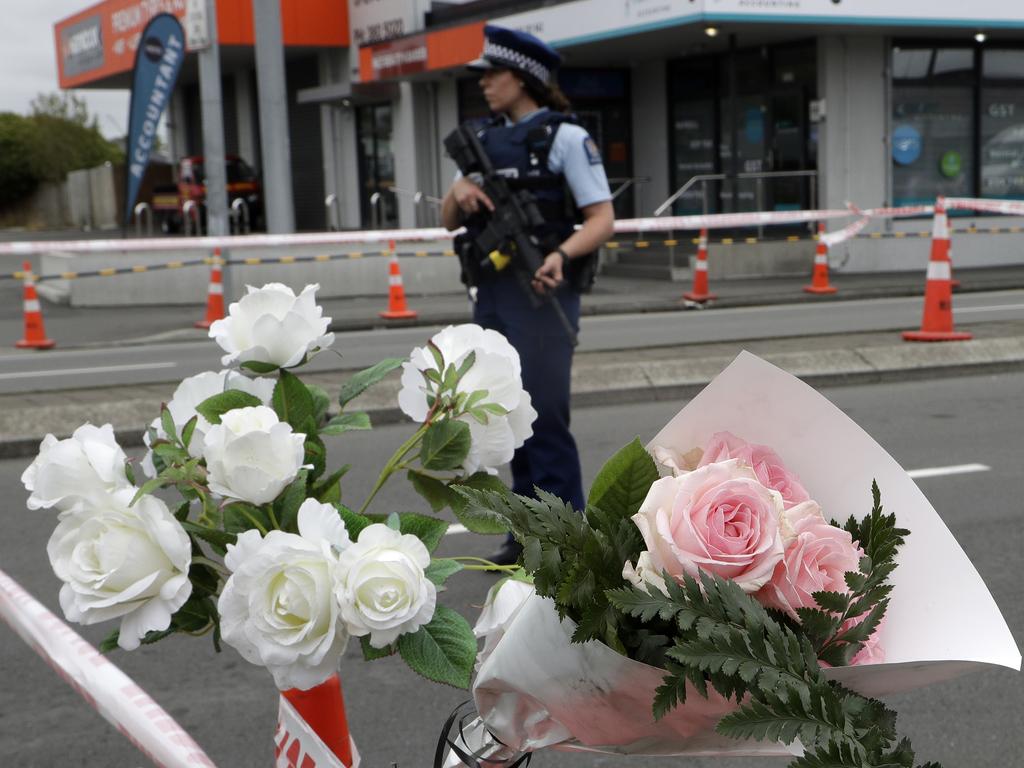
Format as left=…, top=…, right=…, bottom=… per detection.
left=15, top=262, right=55, bottom=349
left=903, top=197, right=972, bottom=342
left=682, top=229, right=716, bottom=303
left=803, top=223, right=838, bottom=294
left=379, top=241, right=418, bottom=319
left=195, top=248, right=225, bottom=329
left=279, top=674, right=354, bottom=767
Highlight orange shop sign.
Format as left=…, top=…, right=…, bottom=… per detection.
left=359, top=21, right=483, bottom=82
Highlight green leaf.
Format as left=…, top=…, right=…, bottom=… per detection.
left=272, top=369, right=315, bottom=432
left=180, top=520, right=237, bottom=552
left=652, top=661, right=690, bottom=721
left=180, top=415, right=199, bottom=452
left=321, top=411, right=372, bottom=436
left=160, top=405, right=178, bottom=443
left=408, top=470, right=454, bottom=512
left=586, top=437, right=660, bottom=519
left=360, top=636, right=396, bottom=661
left=222, top=502, right=273, bottom=535
left=312, top=465, right=350, bottom=504
left=425, top=558, right=463, bottom=586
left=172, top=595, right=217, bottom=633
left=195, top=390, right=264, bottom=425
left=420, top=420, right=471, bottom=471
left=308, top=385, right=331, bottom=424
left=448, top=474, right=513, bottom=534
left=394, top=512, right=449, bottom=554
left=336, top=504, right=373, bottom=541
left=607, top=583, right=681, bottom=623
left=273, top=470, right=309, bottom=533
left=99, top=630, right=121, bottom=654
left=240, top=360, right=280, bottom=374
left=397, top=605, right=477, bottom=688
left=130, top=475, right=171, bottom=506
left=338, top=358, right=404, bottom=408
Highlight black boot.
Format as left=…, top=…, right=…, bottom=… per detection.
left=488, top=536, right=523, bottom=567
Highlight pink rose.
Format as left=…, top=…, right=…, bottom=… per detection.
left=758, top=516, right=863, bottom=620
left=632, top=459, right=785, bottom=593
left=699, top=431, right=810, bottom=508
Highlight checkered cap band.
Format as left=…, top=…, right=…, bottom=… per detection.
left=484, top=40, right=551, bottom=84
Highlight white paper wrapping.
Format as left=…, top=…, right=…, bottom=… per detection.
left=461, top=352, right=1020, bottom=759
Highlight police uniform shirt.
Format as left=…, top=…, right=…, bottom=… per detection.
left=455, top=108, right=612, bottom=209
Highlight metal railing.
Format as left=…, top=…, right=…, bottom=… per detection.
left=388, top=185, right=443, bottom=228
left=325, top=193, right=341, bottom=231
left=230, top=198, right=251, bottom=234
left=369, top=192, right=383, bottom=230
left=132, top=202, right=153, bottom=237
left=654, top=170, right=818, bottom=218
left=182, top=200, right=202, bottom=237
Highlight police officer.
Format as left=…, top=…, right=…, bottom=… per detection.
left=440, top=25, right=615, bottom=565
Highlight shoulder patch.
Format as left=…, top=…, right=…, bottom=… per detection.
left=582, top=136, right=602, bottom=165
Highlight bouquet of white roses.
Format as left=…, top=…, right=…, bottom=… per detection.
left=443, top=353, right=1020, bottom=767
left=21, top=282, right=536, bottom=767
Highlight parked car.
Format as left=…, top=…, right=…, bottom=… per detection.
left=152, top=155, right=264, bottom=234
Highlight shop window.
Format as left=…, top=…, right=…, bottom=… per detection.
left=891, top=47, right=975, bottom=206
left=981, top=50, right=1024, bottom=200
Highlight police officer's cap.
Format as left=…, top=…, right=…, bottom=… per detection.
left=467, top=25, right=561, bottom=86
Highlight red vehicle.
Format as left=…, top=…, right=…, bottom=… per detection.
left=152, top=155, right=263, bottom=233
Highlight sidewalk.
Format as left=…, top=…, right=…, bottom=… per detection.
left=2, top=266, right=1023, bottom=458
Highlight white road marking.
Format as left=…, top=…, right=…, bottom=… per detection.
left=0, top=362, right=178, bottom=380
left=956, top=304, right=1024, bottom=313
left=907, top=463, right=990, bottom=479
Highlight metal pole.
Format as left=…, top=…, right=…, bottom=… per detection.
left=728, top=33, right=739, bottom=215
left=199, top=0, right=228, bottom=239
left=252, top=0, right=295, bottom=234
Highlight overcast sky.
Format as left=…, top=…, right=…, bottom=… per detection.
left=1, top=0, right=128, bottom=138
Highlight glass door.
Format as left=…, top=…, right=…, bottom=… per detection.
left=766, top=88, right=809, bottom=211
left=356, top=103, right=397, bottom=229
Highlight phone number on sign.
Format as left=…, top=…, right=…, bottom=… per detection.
left=354, top=19, right=405, bottom=45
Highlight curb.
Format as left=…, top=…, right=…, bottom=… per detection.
left=3, top=335, right=1022, bottom=461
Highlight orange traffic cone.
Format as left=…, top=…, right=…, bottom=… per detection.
left=195, top=248, right=225, bottom=329
left=803, top=223, right=838, bottom=294
left=903, top=197, right=972, bottom=342
left=379, top=242, right=418, bottom=319
left=682, top=228, right=716, bottom=303
left=15, top=262, right=55, bottom=349
left=279, top=674, right=354, bottom=767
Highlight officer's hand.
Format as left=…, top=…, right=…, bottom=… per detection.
left=452, top=178, right=494, bottom=217
left=532, top=251, right=564, bottom=294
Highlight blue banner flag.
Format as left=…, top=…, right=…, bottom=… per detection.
left=123, top=13, right=185, bottom=226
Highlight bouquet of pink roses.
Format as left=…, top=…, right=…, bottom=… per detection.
left=442, top=352, right=1019, bottom=767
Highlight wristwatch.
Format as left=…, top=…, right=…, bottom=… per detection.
left=556, top=246, right=571, bottom=263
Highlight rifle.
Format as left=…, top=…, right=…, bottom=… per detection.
left=444, top=124, right=578, bottom=347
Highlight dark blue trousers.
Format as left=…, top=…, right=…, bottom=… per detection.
left=472, top=276, right=585, bottom=512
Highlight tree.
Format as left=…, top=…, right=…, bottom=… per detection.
left=30, top=92, right=93, bottom=128
left=0, top=113, right=39, bottom=208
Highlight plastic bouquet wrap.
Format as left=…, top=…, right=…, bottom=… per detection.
left=442, top=352, right=1020, bottom=767
left=18, top=283, right=537, bottom=768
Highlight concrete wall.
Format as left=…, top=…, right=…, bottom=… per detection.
left=630, top=60, right=669, bottom=218
left=393, top=81, right=443, bottom=228
left=66, top=164, right=119, bottom=230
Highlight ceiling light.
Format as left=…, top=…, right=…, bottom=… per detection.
left=705, top=26, right=719, bottom=38
left=975, top=32, right=987, bottom=43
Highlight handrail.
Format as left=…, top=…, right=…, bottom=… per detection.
left=369, top=192, right=382, bottom=230
left=387, top=185, right=442, bottom=227
left=325, top=193, right=340, bottom=231
left=132, top=202, right=153, bottom=237
left=182, top=200, right=202, bottom=237
left=654, top=170, right=818, bottom=217
left=608, top=176, right=651, bottom=202
left=230, top=198, right=251, bottom=234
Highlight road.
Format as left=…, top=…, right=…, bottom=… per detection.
left=1, top=372, right=1021, bottom=767
left=2, top=289, right=1022, bottom=394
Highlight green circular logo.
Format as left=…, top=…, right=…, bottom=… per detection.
left=940, top=150, right=962, bottom=178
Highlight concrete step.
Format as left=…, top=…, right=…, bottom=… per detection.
left=600, top=261, right=691, bottom=281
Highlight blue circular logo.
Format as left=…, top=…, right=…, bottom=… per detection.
left=892, top=124, right=922, bottom=165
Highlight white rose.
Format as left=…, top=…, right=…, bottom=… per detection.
left=22, top=424, right=132, bottom=513
left=142, top=370, right=276, bottom=477
left=334, top=524, right=436, bottom=648
left=622, top=551, right=669, bottom=596
left=202, top=406, right=308, bottom=505
left=209, top=283, right=334, bottom=369
left=218, top=499, right=351, bottom=691
left=397, top=324, right=537, bottom=474
left=47, top=488, right=192, bottom=650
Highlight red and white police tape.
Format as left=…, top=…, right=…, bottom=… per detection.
left=945, top=197, right=1024, bottom=217
left=0, top=567, right=217, bottom=768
